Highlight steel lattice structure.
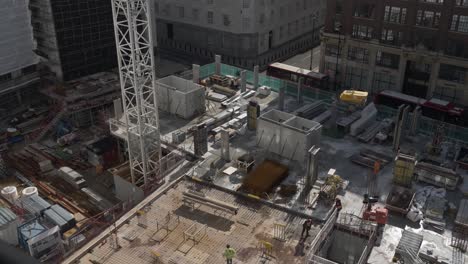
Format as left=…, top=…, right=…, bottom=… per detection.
left=111, top=0, right=161, bottom=187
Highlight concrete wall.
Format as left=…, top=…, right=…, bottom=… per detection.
left=113, top=175, right=144, bottom=204
left=324, top=230, right=368, bottom=264
left=157, top=75, right=206, bottom=119
left=257, top=110, right=321, bottom=163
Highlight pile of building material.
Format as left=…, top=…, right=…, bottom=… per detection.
left=393, top=153, right=417, bottom=187
left=415, top=162, right=459, bottom=190
left=408, top=187, right=447, bottom=232
left=240, top=159, right=288, bottom=196
left=358, top=119, right=393, bottom=143
left=385, top=186, right=415, bottom=214
left=351, top=149, right=392, bottom=169
left=211, top=84, right=237, bottom=97
left=293, top=101, right=326, bottom=120
left=456, top=147, right=468, bottom=169
left=350, top=103, right=377, bottom=137
left=336, top=111, right=361, bottom=134
left=319, top=174, right=343, bottom=203
left=395, top=229, right=423, bottom=263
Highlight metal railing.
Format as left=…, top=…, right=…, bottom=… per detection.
left=306, top=210, right=337, bottom=262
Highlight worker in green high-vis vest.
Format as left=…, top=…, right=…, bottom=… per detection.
left=223, top=244, right=236, bottom=264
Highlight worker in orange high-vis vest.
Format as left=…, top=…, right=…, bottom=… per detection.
left=223, top=244, right=236, bottom=264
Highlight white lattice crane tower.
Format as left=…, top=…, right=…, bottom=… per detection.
left=111, top=0, right=161, bottom=188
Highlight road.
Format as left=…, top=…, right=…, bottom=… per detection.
left=281, top=46, right=321, bottom=71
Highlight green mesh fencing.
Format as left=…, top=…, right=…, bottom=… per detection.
left=202, top=63, right=468, bottom=143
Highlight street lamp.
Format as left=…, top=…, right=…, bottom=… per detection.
left=334, top=24, right=342, bottom=91
left=309, top=16, right=316, bottom=71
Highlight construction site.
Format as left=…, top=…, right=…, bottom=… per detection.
left=0, top=1, right=468, bottom=264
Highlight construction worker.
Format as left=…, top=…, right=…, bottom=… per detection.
left=301, top=219, right=313, bottom=238
left=223, top=244, right=236, bottom=264
left=335, top=198, right=342, bottom=215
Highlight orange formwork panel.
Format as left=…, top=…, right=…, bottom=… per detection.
left=241, top=160, right=288, bottom=196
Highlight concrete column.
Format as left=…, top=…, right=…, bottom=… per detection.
left=192, top=64, right=200, bottom=84
left=278, top=86, right=285, bottom=111
left=319, top=41, right=326, bottom=73
left=220, top=129, right=230, bottom=161
left=240, top=70, right=247, bottom=92
left=194, top=124, right=208, bottom=156
left=297, top=77, right=303, bottom=103
left=16, top=90, right=22, bottom=105
left=305, top=146, right=320, bottom=190
left=410, top=106, right=421, bottom=135
left=113, top=98, right=123, bottom=119
left=247, top=100, right=260, bottom=130
left=427, top=61, right=440, bottom=99
left=397, top=54, right=408, bottom=92
left=215, top=54, right=221, bottom=75
left=253, top=65, right=259, bottom=90
left=393, top=105, right=405, bottom=152
left=366, top=47, right=377, bottom=93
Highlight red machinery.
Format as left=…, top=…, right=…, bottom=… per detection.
left=363, top=206, right=389, bottom=225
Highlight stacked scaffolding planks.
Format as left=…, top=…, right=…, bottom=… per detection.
left=241, top=160, right=288, bottom=196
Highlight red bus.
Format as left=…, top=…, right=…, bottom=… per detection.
left=267, top=62, right=329, bottom=90
left=375, top=90, right=466, bottom=126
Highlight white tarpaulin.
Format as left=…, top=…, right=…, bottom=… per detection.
left=0, top=0, right=38, bottom=76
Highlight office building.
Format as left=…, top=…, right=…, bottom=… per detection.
left=0, top=0, right=40, bottom=111
left=29, top=0, right=117, bottom=82
left=320, top=0, right=468, bottom=106
left=155, top=0, right=326, bottom=69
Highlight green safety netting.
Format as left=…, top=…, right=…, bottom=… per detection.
left=200, top=63, right=468, bottom=143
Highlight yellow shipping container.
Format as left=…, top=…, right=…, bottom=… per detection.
left=339, top=90, right=368, bottom=105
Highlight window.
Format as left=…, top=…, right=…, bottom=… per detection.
left=352, top=24, right=373, bottom=40
left=243, top=17, right=251, bottom=29
left=383, top=6, right=407, bottom=24
left=456, top=0, right=468, bottom=7
left=373, top=72, right=397, bottom=91
left=295, top=20, right=299, bottom=33
left=345, top=66, right=368, bottom=90
left=223, top=14, right=231, bottom=26
left=420, top=0, right=444, bottom=3
left=259, top=13, right=265, bottom=25
left=192, top=9, right=199, bottom=21
left=0, top=73, right=12, bottom=83
left=347, top=46, right=369, bottom=64
left=354, top=3, right=375, bottom=19
left=303, top=0, right=307, bottom=9
left=177, top=6, right=184, bottom=18
left=325, top=44, right=340, bottom=57
left=279, top=26, right=284, bottom=39
left=243, top=0, right=250, bottom=8
left=155, top=2, right=159, bottom=14
left=433, top=86, right=458, bottom=103
left=439, top=64, right=466, bottom=84
left=22, top=65, right=36, bottom=75
left=451, top=15, right=468, bottom=33
left=296, top=1, right=300, bottom=11
left=376, top=51, right=400, bottom=69
left=207, top=0, right=213, bottom=4
left=446, top=38, right=468, bottom=58
left=336, top=0, right=343, bottom=14
left=416, top=10, right=441, bottom=28
left=163, top=4, right=170, bottom=15
left=381, top=29, right=403, bottom=46
left=207, top=11, right=213, bottom=24
left=280, top=6, right=285, bottom=18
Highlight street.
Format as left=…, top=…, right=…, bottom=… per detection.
left=280, top=46, right=321, bottom=72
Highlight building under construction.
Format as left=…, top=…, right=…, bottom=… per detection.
left=0, top=0, right=468, bottom=264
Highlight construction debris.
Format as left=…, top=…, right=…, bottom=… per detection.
left=319, top=174, right=343, bottom=203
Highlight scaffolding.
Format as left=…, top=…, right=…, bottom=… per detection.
left=111, top=0, right=161, bottom=188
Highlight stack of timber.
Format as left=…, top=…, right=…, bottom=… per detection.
left=415, top=162, right=459, bottom=190
left=319, top=174, right=343, bottom=203
left=351, top=149, right=392, bottom=169
left=294, top=102, right=326, bottom=120
left=393, top=153, right=416, bottom=187
left=357, top=122, right=385, bottom=143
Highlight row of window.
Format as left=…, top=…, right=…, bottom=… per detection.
left=326, top=45, right=467, bottom=84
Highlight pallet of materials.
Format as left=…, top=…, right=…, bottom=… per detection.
left=357, top=122, right=384, bottom=143
left=393, top=153, right=416, bottom=187
left=415, top=162, right=459, bottom=190
left=293, top=101, right=326, bottom=120
left=319, top=174, right=343, bottom=203
left=350, top=149, right=391, bottom=169
left=240, top=159, right=288, bottom=196
left=385, top=185, right=415, bottom=214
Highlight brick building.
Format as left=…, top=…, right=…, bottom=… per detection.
left=320, top=0, right=468, bottom=106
